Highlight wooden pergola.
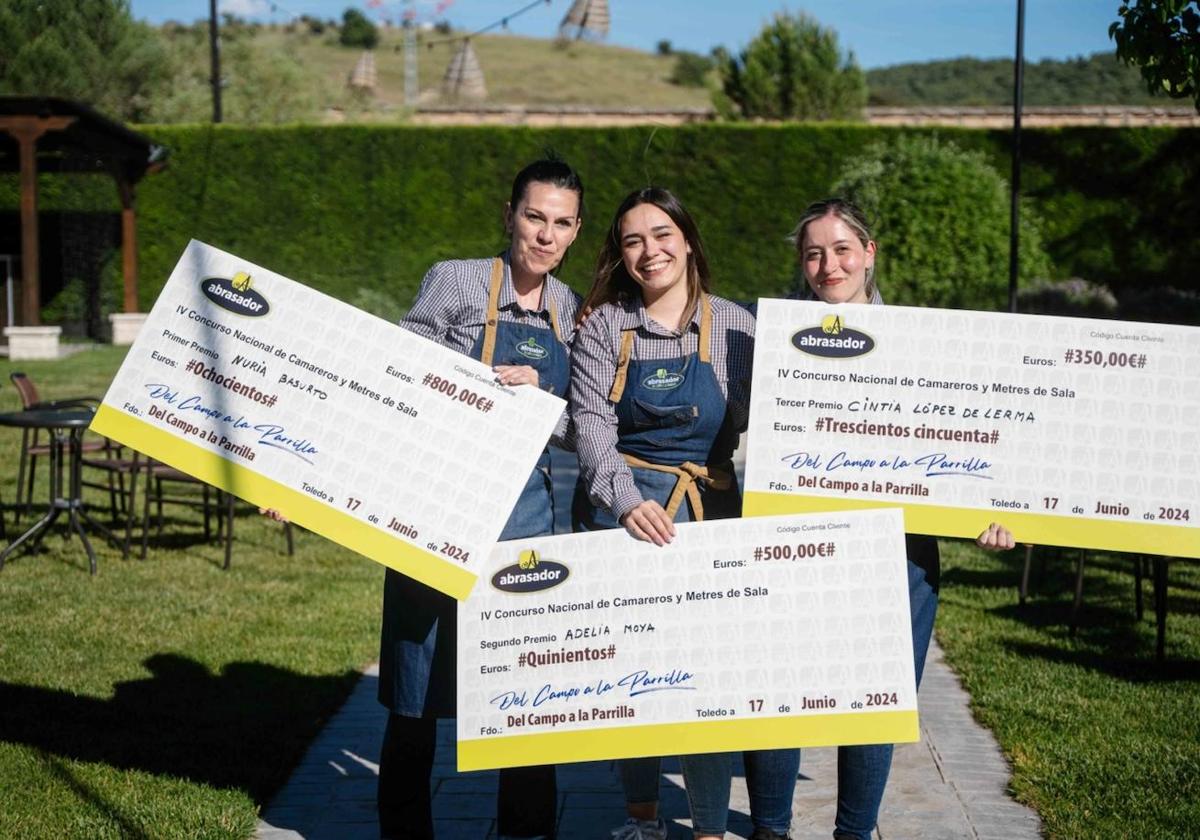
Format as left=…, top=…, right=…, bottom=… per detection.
left=0, top=97, right=167, bottom=326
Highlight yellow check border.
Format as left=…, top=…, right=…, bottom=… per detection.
left=458, top=710, right=917, bottom=771
left=90, top=404, right=477, bottom=598
left=743, top=491, right=1198, bottom=558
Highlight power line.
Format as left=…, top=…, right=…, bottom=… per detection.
left=420, top=0, right=554, bottom=49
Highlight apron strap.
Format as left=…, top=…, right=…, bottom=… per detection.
left=620, top=453, right=733, bottom=522
left=546, top=299, right=564, bottom=344
left=608, top=330, right=636, bottom=403
left=698, top=293, right=712, bottom=365
left=480, top=257, right=505, bottom=366
left=610, top=293, right=710, bottom=403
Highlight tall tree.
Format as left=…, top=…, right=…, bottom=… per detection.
left=1110, top=0, right=1200, bottom=111
left=339, top=8, right=379, bottom=49
left=714, top=11, right=866, bottom=120
left=0, top=0, right=170, bottom=122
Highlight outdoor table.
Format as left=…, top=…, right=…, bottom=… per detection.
left=0, top=407, right=115, bottom=574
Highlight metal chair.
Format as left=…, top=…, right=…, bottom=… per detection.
left=140, top=460, right=293, bottom=569
left=9, top=372, right=114, bottom=521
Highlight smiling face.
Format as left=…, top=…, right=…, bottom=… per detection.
left=505, top=181, right=582, bottom=284
left=618, top=202, right=693, bottom=305
left=800, top=213, right=876, bottom=304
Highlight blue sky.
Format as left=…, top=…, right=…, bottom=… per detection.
left=131, top=1, right=1123, bottom=70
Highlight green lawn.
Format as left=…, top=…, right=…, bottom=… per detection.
left=937, top=541, right=1200, bottom=839
left=0, top=348, right=382, bottom=840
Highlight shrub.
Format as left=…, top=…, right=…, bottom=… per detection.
left=831, top=135, right=1053, bottom=310
left=656, top=39, right=673, bottom=56
left=1018, top=277, right=1118, bottom=317
left=1118, top=286, right=1200, bottom=325
left=669, top=51, right=713, bottom=88
left=339, top=8, right=378, bottom=49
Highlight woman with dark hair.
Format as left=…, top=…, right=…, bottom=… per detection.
left=569, top=187, right=795, bottom=840
left=787, top=197, right=1014, bottom=840
left=376, top=158, right=585, bottom=840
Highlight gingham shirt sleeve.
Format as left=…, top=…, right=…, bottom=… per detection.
left=720, top=299, right=757, bottom=436
left=399, top=261, right=471, bottom=351
left=569, top=307, right=644, bottom=520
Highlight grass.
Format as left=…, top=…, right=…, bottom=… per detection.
left=936, top=541, right=1200, bottom=839
left=160, top=23, right=712, bottom=122
left=0, top=348, right=383, bottom=840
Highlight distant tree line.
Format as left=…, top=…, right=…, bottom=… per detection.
left=865, top=53, right=1168, bottom=107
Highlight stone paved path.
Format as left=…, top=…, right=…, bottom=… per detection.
left=257, top=638, right=1041, bottom=840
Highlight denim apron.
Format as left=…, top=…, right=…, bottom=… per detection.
left=573, top=294, right=741, bottom=531
left=380, top=257, right=569, bottom=717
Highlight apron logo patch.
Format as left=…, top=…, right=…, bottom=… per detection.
left=200, top=271, right=270, bottom=317
left=791, top=314, right=874, bottom=358
left=642, top=368, right=685, bottom=390
left=492, top=551, right=570, bottom=593
left=515, top=336, right=549, bottom=360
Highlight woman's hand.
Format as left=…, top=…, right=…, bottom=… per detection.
left=620, top=501, right=676, bottom=546
left=494, top=364, right=539, bottom=388
left=259, top=507, right=289, bottom=523
left=976, top=522, right=1015, bottom=551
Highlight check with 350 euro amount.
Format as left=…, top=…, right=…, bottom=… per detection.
left=744, top=298, right=1199, bottom=558
left=456, top=510, right=916, bottom=771
left=91, top=240, right=566, bottom=598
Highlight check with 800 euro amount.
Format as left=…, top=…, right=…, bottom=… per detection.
left=744, top=298, right=1199, bottom=558
left=456, top=509, right=916, bottom=770
left=91, top=240, right=566, bottom=598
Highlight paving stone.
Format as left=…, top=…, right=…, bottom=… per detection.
left=257, top=617, right=1043, bottom=840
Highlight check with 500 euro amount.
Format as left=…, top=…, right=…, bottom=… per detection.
left=91, top=240, right=566, bottom=598
left=456, top=510, right=916, bottom=771
left=744, top=298, right=1199, bottom=558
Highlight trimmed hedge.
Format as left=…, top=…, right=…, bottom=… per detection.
left=2, top=124, right=1197, bottom=314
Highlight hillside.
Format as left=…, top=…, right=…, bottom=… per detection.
left=141, top=22, right=1176, bottom=124
left=865, top=52, right=1162, bottom=107
left=151, top=21, right=709, bottom=123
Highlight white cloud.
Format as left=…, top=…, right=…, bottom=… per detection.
left=221, top=0, right=273, bottom=18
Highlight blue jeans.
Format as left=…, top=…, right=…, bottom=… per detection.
left=832, top=559, right=939, bottom=840
left=680, top=749, right=800, bottom=836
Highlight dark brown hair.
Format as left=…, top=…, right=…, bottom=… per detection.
left=579, top=187, right=711, bottom=326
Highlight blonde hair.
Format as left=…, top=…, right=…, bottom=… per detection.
left=790, top=198, right=877, bottom=300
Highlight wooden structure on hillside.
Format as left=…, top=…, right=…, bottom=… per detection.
left=559, top=0, right=609, bottom=40
left=442, top=40, right=487, bottom=101
left=0, top=97, right=166, bottom=326
left=349, top=51, right=378, bottom=93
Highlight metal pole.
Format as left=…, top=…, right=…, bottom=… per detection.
left=404, top=0, right=418, bottom=107
left=210, top=0, right=223, bottom=123
left=1008, top=0, right=1025, bottom=313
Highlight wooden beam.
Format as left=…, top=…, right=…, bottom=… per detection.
left=0, top=116, right=76, bottom=327
left=115, top=178, right=139, bottom=313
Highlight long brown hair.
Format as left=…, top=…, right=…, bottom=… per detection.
left=579, top=187, right=711, bottom=327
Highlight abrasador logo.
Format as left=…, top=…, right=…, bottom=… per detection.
left=201, top=271, right=270, bottom=317
left=491, top=549, right=570, bottom=593
left=642, top=367, right=685, bottom=390
left=515, top=336, right=548, bottom=360
left=791, top=314, right=874, bottom=358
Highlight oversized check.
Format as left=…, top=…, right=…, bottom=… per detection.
left=744, top=298, right=1199, bottom=558
left=456, top=509, right=916, bottom=771
left=91, top=241, right=566, bottom=598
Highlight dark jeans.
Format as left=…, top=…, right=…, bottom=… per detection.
left=378, top=713, right=557, bottom=839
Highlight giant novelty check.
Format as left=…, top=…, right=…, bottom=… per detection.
left=744, top=298, right=1199, bottom=558
left=456, top=510, right=916, bottom=770
left=91, top=241, right=566, bottom=598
